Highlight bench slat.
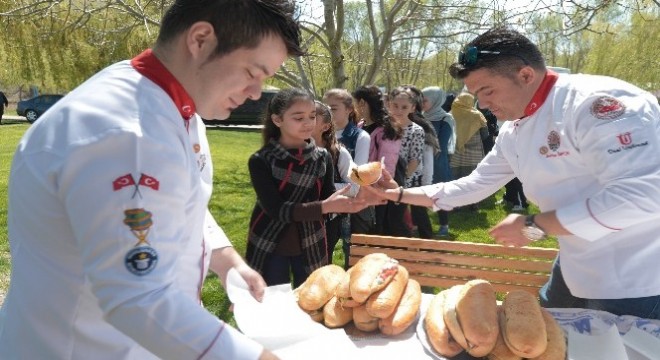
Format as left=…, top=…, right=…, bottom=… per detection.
left=349, top=234, right=558, bottom=293
left=412, top=276, right=542, bottom=296
left=350, top=246, right=554, bottom=273
left=401, top=261, right=550, bottom=286
left=351, top=234, right=558, bottom=260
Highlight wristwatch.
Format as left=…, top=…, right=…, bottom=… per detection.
left=521, top=215, right=547, bottom=241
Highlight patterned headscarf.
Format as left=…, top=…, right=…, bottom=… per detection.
left=451, top=93, right=486, bottom=152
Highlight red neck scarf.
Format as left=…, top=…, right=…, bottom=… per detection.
left=131, top=49, right=196, bottom=121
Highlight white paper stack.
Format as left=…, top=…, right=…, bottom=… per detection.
left=225, top=268, right=356, bottom=358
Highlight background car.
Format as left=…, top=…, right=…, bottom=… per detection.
left=202, top=89, right=279, bottom=126
left=17, top=94, right=65, bottom=123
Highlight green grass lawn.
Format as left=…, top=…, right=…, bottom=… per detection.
left=0, top=120, right=557, bottom=325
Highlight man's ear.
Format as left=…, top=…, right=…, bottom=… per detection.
left=519, top=66, right=536, bottom=85
left=186, top=21, right=215, bottom=59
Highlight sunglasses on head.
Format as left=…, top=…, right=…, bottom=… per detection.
left=458, top=46, right=529, bottom=67
left=458, top=46, right=501, bottom=67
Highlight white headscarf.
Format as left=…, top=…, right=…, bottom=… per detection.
left=421, top=86, right=448, bottom=122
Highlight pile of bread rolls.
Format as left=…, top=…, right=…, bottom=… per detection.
left=424, top=279, right=566, bottom=360
left=295, top=253, right=422, bottom=336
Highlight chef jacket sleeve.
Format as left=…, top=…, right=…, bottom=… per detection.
left=556, top=91, right=660, bottom=241
left=205, top=209, right=232, bottom=250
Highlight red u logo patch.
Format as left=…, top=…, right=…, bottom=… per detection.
left=617, top=132, right=632, bottom=146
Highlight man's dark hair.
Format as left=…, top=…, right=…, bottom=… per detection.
left=157, top=0, right=304, bottom=58
left=449, top=27, right=545, bottom=80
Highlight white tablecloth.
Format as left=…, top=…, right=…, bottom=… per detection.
left=272, top=295, right=660, bottom=360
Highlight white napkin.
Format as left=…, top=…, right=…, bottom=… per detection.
left=568, top=324, right=629, bottom=360
left=225, top=268, right=330, bottom=350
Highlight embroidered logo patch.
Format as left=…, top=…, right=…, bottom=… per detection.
left=123, top=208, right=158, bottom=275
left=113, top=173, right=160, bottom=198
left=607, top=132, right=649, bottom=154
left=540, top=130, right=570, bottom=158
left=590, top=96, right=626, bottom=120
left=617, top=132, right=632, bottom=146
left=125, top=246, right=158, bottom=276
left=547, top=131, right=561, bottom=151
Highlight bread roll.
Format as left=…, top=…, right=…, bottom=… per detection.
left=455, top=279, right=499, bottom=357
left=442, top=285, right=469, bottom=350
left=366, top=265, right=409, bottom=318
left=353, top=303, right=379, bottom=332
left=349, top=161, right=382, bottom=186
left=323, top=295, right=353, bottom=328
left=424, top=290, right=464, bottom=357
left=336, top=267, right=362, bottom=308
left=488, top=306, right=523, bottom=360
left=350, top=253, right=399, bottom=303
left=297, top=264, right=345, bottom=311
left=302, top=308, right=324, bottom=323
left=531, top=309, right=567, bottom=360
left=500, top=290, right=548, bottom=358
left=379, top=279, right=422, bottom=336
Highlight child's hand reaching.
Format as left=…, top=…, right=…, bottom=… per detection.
left=321, top=185, right=369, bottom=214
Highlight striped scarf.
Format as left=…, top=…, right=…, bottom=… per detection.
left=246, top=139, right=331, bottom=275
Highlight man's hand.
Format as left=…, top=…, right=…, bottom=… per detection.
left=356, top=168, right=398, bottom=203
left=354, top=185, right=387, bottom=206
left=234, top=262, right=267, bottom=302
left=488, top=213, right=533, bottom=247
left=210, top=247, right=266, bottom=302
left=375, top=168, right=399, bottom=190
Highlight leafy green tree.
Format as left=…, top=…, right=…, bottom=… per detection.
left=1, top=0, right=657, bottom=97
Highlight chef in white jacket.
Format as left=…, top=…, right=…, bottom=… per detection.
left=0, top=1, right=304, bottom=359
left=363, top=27, right=660, bottom=320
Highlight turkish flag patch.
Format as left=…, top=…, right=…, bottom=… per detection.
left=138, top=173, right=160, bottom=190
left=590, top=96, right=626, bottom=120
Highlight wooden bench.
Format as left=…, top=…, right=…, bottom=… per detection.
left=349, top=234, right=558, bottom=296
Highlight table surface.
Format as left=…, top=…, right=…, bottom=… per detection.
left=270, top=294, right=660, bottom=360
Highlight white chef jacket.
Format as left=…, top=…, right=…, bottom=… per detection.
left=0, top=54, right=263, bottom=359
left=421, top=73, right=660, bottom=299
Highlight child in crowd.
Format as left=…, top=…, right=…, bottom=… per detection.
left=358, top=86, right=407, bottom=237
left=403, top=85, right=439, bottom=239
left=353, top=85, right=388, bottom=135
left=311, top=100, right=358, bottom=268
left=323, top=89, right=371, bottom=165
left=324, top=89, right=374, bottom=258
left=323, top=89, right=376, bottom=268
left=245, top=88, right=364, bottom=287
